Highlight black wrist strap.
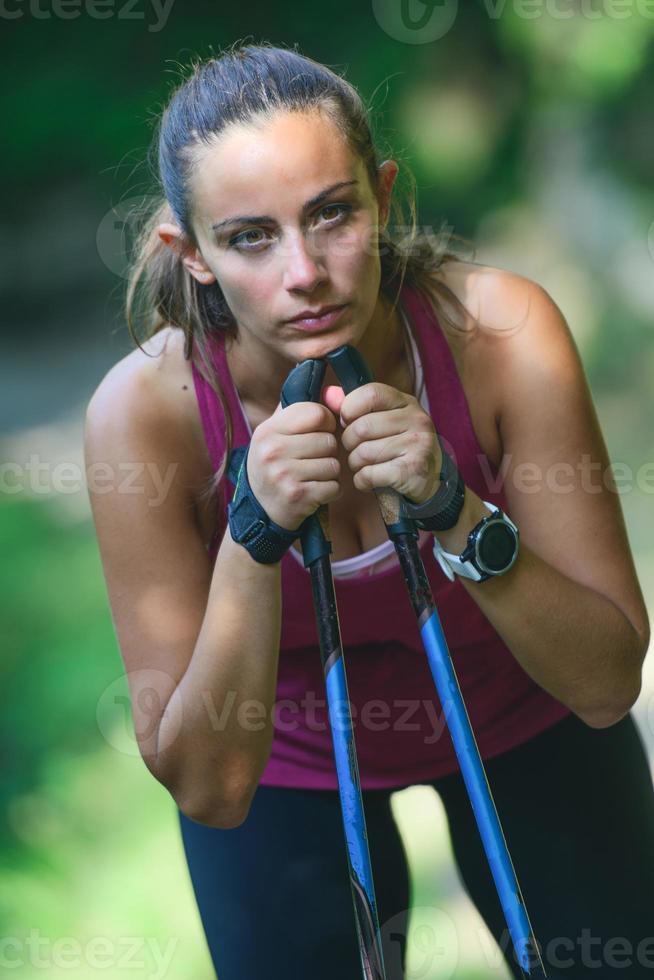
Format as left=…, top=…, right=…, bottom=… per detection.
left=227, top=445, right=304, bottom=564
left=399, top=435, right=466, bottom=531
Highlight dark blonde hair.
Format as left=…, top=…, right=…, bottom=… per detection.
left=125, top=39, right=478, bottom=512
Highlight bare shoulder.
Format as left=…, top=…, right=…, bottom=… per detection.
left=425, top=261, right=566, bottom=466
left=84, top=326, right=210, bottom=497
left=434, top=259, right=545, bottom=338
left=433, top=259, right=571, bottom=388
left=86, top=326, right=193, bottom=418
left=448, top=263, right=581, bottom=385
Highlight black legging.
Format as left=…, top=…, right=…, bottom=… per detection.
left=177, top=711, right=654, bottom=978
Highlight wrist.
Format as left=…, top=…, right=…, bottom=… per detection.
left=431, top=487, right=494, bottom=554
left=227, top=445, right=304, bottom=565
left=227, top=523, right=284, bottom=569
left=399, top=440, right=466, bottom=531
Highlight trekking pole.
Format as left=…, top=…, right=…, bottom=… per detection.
left=318, top=343, right=547, bottom=978
left=279, top=356, right=388, bottom=980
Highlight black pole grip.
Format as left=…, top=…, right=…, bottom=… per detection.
left=279, top=357, right=332, bottom=566
left=280, top=357, right=326, bottom=409
left=324, top=344, right=374, bottom=392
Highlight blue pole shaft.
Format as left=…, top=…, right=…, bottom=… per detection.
left=305, top=554, right=388, bottom=979
left=421, top=607, right=542, bottom=975
left=324, top=648, right=386, bottom=979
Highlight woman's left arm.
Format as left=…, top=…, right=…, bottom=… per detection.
left=433, top=277, right=650, bottom=729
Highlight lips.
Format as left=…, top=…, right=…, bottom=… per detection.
left=287, top=303, right=346, bottom=322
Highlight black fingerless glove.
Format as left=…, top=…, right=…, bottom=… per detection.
left=227, top=445, right=307, bottom=564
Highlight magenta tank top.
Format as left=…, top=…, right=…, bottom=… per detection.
left=191, top=281, right=571, bottom=789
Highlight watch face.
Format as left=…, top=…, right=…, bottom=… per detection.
left=477, top=520, right=517, bottom=573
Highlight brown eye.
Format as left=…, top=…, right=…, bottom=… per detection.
left=230, top=228, right=267, bottom=250
left=318, top=204, right=350, bottom=222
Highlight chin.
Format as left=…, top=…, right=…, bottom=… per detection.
left=299, top=331, right=356, bottom=361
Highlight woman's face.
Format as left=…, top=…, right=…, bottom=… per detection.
left=179, top=109, right=398, bottom=388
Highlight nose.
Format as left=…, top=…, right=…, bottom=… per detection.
left=282, top=230, right=328, bottom=292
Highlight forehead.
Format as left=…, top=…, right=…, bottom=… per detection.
left=189, top=111, right=365, bottom=219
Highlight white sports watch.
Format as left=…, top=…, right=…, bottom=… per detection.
left=432, top=501, right=520, bottom=582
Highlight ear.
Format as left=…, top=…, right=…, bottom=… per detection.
left=156, top=221, right=216, bottom=285
left=376, top=160, right=399, bottom=230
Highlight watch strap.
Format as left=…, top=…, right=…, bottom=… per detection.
left=433, top=526, right=494, bottom=582
left=433, top=502, right=519, bottom=582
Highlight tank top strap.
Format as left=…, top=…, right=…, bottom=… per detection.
left=191, top=332, right=251, bottom=473
left=400, top=280, right=508, bottom=509
left=190, top=332, right=252, bottom=556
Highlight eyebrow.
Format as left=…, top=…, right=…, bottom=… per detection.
left=211, top=180, right=360, bottom=234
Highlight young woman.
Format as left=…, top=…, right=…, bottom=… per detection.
left=85, top=41, right=653, bottom=979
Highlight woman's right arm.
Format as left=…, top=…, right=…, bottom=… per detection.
left=84, top=363, right=284, bottom=829
left=158, top=527, right=284, bottom=829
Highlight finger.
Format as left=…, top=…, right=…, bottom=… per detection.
left=340, top=382, right=412, bottom=427
left=352, top=456, right=434, bottom=497
left=291, top=455, right=341, bottom=482
left=279, top=431, right=339, bottom=460
left=340, top=404, right=412, bottom=451
left=346, top=432, right=410, bottom=472
left=351, top=458, right=408, bottom=494
left=276, top=402, right=336, bottom=435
